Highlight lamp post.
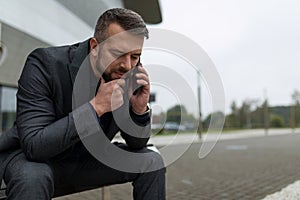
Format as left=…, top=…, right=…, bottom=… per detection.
left=197, top=70, right=202, bottom=139
left=291, top=105, right=295, bottom=133
left=263, top=100, right=269, bottom=135
left=263, top=89, right=269, bottom=136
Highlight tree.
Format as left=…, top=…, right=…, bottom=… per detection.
left=165, top=104, right=197, bottom=131
left=239, top=101, right=251, bottom=128
left=239, top=99, right=259, bottom=128
left=152, top=112, right=166, bottom=124
left=230, top=101, right=238, bottom=115
left=250, top=105, right=264, bottom=128
left=292, top=90, right=300, bottom=104
left=226, top=101, right=240, bottom=128
left=166, top=105, right=184, bottom=124
left=291, top=89, right=300, bottom=128
left=263, top=100, right=269, bottom=131
left=224, top=101, right=240, bottom=129
left=203, top=111, right=225, bottom=130
left=270, top=114, right=285, bottom=128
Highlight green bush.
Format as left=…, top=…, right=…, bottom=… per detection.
left=270, top=114, right=285, bottom=128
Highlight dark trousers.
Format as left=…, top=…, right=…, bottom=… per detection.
left=4, top=143, right=166, bottom=200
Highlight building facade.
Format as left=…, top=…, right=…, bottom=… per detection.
left=0, top=0, right=161, bottom=132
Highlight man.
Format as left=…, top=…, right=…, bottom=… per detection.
left=0, top=8, right=165, bottom=200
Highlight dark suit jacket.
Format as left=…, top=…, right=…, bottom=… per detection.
left=0, top=39, right=150, bottom=182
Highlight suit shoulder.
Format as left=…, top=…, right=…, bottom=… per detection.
left=22, top=39, right=90, bottom=80
left=28, top=44, right=72, bottom=65
left=29, top=40, right=89, bottom=67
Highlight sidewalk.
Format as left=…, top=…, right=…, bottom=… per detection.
left=54, top=128, right=300, bottom=200
left=147, top=128, right=300, bottom=146
left=149, top=128, right=300, bottom=200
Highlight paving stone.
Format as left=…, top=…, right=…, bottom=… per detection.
left=55, top=133, right=300, bottom=200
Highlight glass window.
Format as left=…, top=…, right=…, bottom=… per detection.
left=0, top=86, right=17, bottom=132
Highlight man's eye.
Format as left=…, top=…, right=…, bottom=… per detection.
left=132, top=56, right=140, bottom=60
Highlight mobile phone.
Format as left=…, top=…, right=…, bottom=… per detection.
left=132, top=59, right=143, bottom=95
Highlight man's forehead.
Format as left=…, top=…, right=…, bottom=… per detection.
left=105, top=33, right=144, bottom=53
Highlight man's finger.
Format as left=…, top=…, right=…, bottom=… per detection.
left=136, top=79, right=149, bottom=87
left=135, top=73, right=149, bottom=82
left=137, top=65, right=148, bottom=75
left=117, top=79, right=126, bottom=88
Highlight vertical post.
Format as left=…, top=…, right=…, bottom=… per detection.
left=246, top=111, right=251, bottom=129
left=196, top=70, right=202, bottom=139
left=263, top=90, right=269, bottom=136
left=291, top=105, right=295, bottom=133
left=263, top=100, right=269, bottom=136
left=102, top=187, right=111, bottom=200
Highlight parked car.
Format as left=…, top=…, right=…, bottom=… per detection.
left=163, top=122, right=179, bottom=131
left=163, top=122, right=187, bottom=132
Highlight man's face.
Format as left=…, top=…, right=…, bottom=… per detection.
left=95, top=23, right=144, bottom=82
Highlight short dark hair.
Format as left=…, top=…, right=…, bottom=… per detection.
left=94, top=8, right=149, bottom=43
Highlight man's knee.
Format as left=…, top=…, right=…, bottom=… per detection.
left=135, top=146, right=166, bottom=173
left=114, top=143, right=165, bottom=173
left=5, top=154, right=54, bottom=194
left=17, top=162, right=54, bottom=187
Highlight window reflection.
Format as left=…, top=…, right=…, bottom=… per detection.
left=0, top=86, right=17, bottom=132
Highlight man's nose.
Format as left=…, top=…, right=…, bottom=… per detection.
left=119, top=54, right=132, bottom=71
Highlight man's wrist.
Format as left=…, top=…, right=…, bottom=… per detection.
left=89, top=99, right=104, bottom=117
left=131, top=105, right=150, bottom=115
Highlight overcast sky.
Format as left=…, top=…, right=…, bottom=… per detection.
left=146, top=0, right=300, bottom=116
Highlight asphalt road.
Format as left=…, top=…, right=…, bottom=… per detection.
left=53, top=133, right=300, bottom=199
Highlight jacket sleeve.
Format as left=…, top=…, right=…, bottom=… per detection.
left=120, top=107, right=151, bottom=149
left=16, top=49, right=90, bottom=161
left=0, top=123, right=19, bottom=152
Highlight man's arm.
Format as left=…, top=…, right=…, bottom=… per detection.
left=120, top=107, right=151, bottom=149
left=16, top=49, right=89, bottom=161
left=119, top=65, right=151, bottom=149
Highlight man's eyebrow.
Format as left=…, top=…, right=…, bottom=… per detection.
left=109, top=48, right=125, bottom=55
left=133, top=52, right=141, bottom=56
left=110, top=48, right=141, bottom=56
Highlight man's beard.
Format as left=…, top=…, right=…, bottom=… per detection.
left=95, top=56, right=131, bottom=82
left=102, top=71, right=112, bottom=82
left=95, top=59, right=112, bottom=82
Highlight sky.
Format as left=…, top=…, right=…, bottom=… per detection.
left=146, top=0, right=300, bottom=117
left=2, top=1, right=299, bottom=118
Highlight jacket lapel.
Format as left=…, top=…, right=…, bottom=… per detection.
left=66, top=39, right=119, bottom=139
left=68, top=39, right=100, bottom=108
left=67, top=39, right=91, bottom=85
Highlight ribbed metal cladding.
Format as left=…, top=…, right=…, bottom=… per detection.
left=0, top=23, right=48, bottom=87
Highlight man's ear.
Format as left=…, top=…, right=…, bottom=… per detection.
left=89, top=37, right=99, bottom=57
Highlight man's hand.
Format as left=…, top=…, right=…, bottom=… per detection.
left=129, top=65, right=150, bottom=114
left=90, top=78, right=125, bottom=117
